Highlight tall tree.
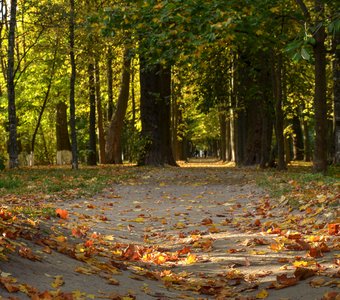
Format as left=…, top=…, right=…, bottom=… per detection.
left=95, top=58, right=106, bottom=164
left=30, top=40, right=59, bottom=166
left=69, top=0, right=78, bottom=169
left=138, top=61, right=177, bottom=166
left=333, top=31, right=340, bottom=164
left=87, top=62, right=97, bottom=165
left=7, top=0, right=19, bottom=168
left=105, top=48, right=131, bottom=164
left=295, top=0, right=328, bottom=172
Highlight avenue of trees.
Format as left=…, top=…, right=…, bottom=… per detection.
left=0, top=0, right=339, bottom=172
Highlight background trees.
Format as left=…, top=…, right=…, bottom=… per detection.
left=0, top=0, right=338, bottom=171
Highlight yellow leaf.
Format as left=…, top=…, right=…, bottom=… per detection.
left=256, top=289, right=269, bottom=299
left=293, top=260, right=313, bottom=267
left=129, top=217, right=145, bottom=223
left=55, top=236, right=66, bottom=243
left=75, top=267, right=94, bottom=275
left=175, top=222, right=186, bottom=229
left=107, top=278, right=119, bottom=285
left=185, top=253, right=197, bottom=264
left=51, top=275, right=64, bottom=289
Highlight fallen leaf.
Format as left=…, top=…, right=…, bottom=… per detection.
left=51, top=275, right=64, bottom=288
left=328, top=224, right=339, bottom=235
left=256, top=289, right=269, bottom=299
left=185, top=253, right=197, bottom=264
left=55, top=208, right=69, bottom=219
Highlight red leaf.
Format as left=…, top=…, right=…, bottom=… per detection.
left=56, top=208, right=68, bottom=219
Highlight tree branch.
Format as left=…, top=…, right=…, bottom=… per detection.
left=295, top=0, right=310, bottom=20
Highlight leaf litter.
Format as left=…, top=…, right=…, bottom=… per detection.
left=0, top=163, right=339, bottom=299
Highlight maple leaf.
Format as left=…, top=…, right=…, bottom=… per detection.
left=184, top=253, right=197, bottom=264
left=55, top=208, right=68, bottom=219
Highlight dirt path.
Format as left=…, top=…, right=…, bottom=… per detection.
left=0, top=163, right=339, bottom=299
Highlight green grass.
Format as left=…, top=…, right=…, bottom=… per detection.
left=0, top=176, right=22, bottom=190
left=254, top=163, right=340, bottom=210
left=0, top=165, right=137, bottom=200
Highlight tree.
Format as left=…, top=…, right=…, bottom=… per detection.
left=30, top=40, right=59, bottom=166
left=87, top=62, right=97, bottom=165
left=7, top=0, right=19, bottom=168
left=56, top=102, right=72, bottom=165
left=295, top=0, right=328, bottom=172
left=138, top=61, right=177, bottom=166
left=333, top=31, right=340, bottom=164
left=69, top=0, right=78, bottom=170
left=105, top=48, right=131, bottom=164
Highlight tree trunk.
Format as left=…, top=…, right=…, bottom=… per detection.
left=69, top=0, right=78, bottom=169
left=95, top=59, right=106, bottom=164
left=56, top=102, right=72, bottom=165
left=225, top=117, right=231, bottom=161
left=303, top=119, right=312, bottom=161
left=7, top=0, right=18, bottom=169
left=333, top=31, right=340, bottom=165
left=292, top=114, right=304, bottom=160
left=87, top=63, right=97, bottom=165
left=107, top=47, right=114, bottom=121
left=105, top=48, right=131, bottom=164
left=219, top=112, right=227, bottom=161
left=272, top=54, right=286, bottom=170
left=139, top=61, right=177, bottom=166
left=31, top=42, right=58, bottom=166
left=312, top=0, right=327, bottom=173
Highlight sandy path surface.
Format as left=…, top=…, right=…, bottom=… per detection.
left=0, top=163, right=339, bottom=299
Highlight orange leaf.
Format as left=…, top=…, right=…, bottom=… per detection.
left=322, top=291, right=339, bottom=300
left=201, top=218, right=213, bottom=225
left=328, top=223, right=339, bottom=235
left=308, top=247, right=323, bottom=258
left=55, top=208, right=68, bottom=219
left=254, top=219, right=261, bottom=227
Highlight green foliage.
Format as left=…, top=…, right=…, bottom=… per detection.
left=0, top=176, right=22, bottom=190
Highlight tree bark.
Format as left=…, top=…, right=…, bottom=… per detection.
left=56, top=102, right=72, bottom=165
left=7, top=0, right=18, bottom=168
left=333, top=31, right=340, bottom=164
left=219, top=112, right=227, bottom=161
left=272, top=54, right=286, bottom=170
left=107, top=47, right=114, bottom=121
left=292, top=114, right=304, bottom=160
left=105, top=48, right=131, bottom=164
left=312, top=0, right=327, bottom=172
left=87, top=63, right=97, bottom=165
left=95, top=59, right=105, bottom=164
left=303, top=118, right=312, bottom=161
left=69, top=0, right=78, bottom=169
left=139, top=61, right=177, bottom=166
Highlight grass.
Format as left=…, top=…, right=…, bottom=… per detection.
left=0, top=165, right=137, bottom=200
left=254, top=162, right=340, bottom=210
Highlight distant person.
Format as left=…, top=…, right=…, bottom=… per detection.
left=204, top=149, right=207, bottom=158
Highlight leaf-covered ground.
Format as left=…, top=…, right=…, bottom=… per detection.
left=0, top=161, right=339, bottom=299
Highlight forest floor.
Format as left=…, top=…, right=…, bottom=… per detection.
left=0, top=160, right=339, bottom=300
